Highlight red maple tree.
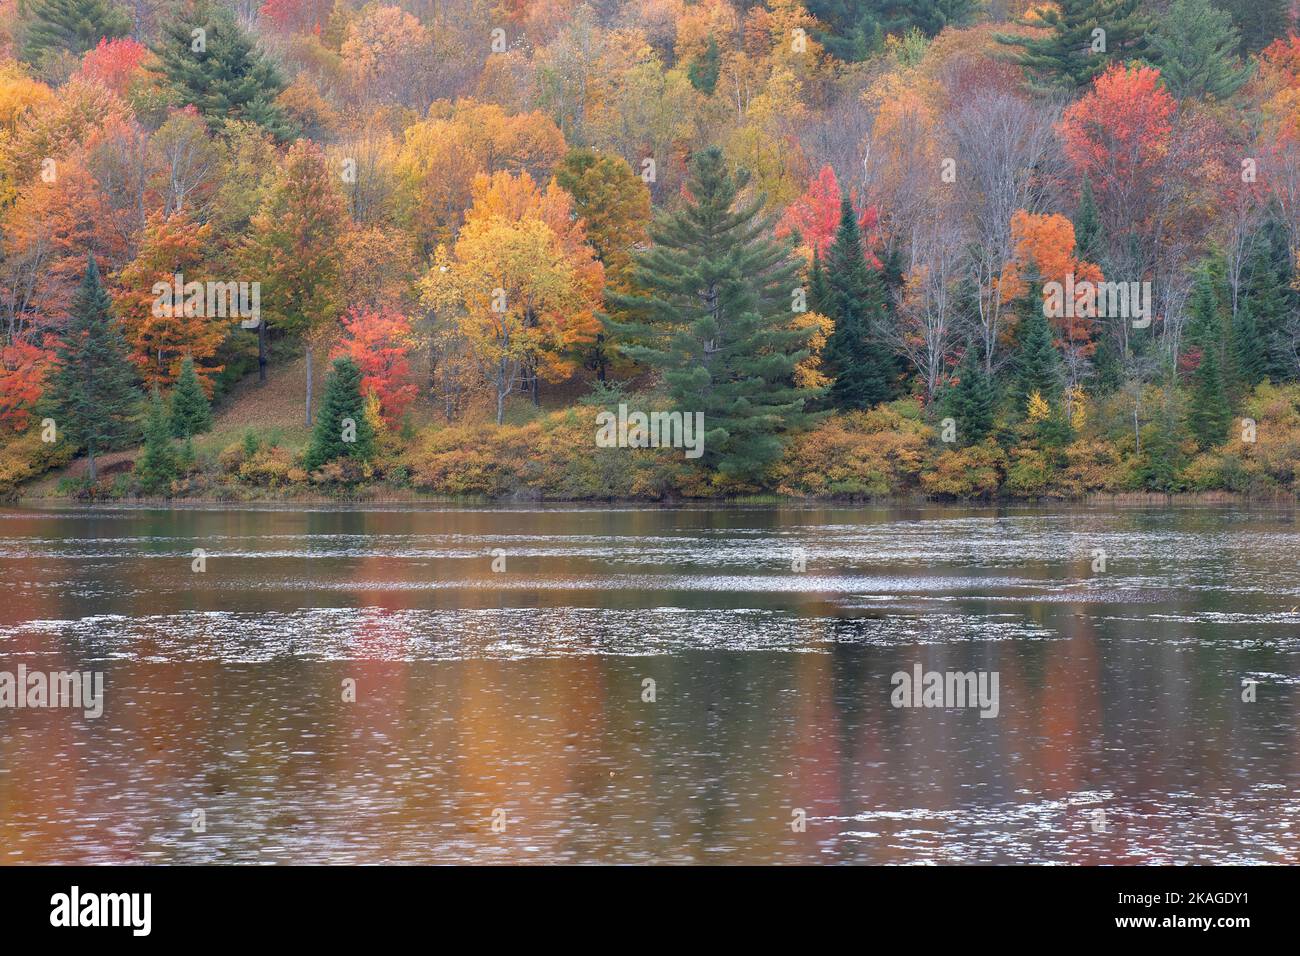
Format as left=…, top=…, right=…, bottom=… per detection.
left=331, top=307, right=418, bottom=426
left=78, top=38, right=149, bottom=96
left=776, top=165, right=881, bottom=266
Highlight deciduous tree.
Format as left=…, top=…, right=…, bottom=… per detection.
left=331, top=307, right=417, bottom=426
left=242, top=139, right=347, bottom=418
left=114, top=211, right=223, bottom=393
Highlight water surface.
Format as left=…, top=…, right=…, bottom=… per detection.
left=0, top=503, right=1296, bottom=864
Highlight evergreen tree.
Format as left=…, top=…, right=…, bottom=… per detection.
left=1014, top=283, right=1063, bottom=414
left=945, top=345, right=995, bottom=446
left=1230, top=298, right=1266, bottom=392
left=1150, top=0, right=1252, bottom=100
left=169, top=355, right=213, bottom=438
left=823, top=192, right=893, bottom=411
left=45, top=257, right=140, bottom=483
left=875, top=0, right=976, bottom=37
left=152, top=2, right=295, bottom=140
left=997, top=0, right=1152, bottom=91
left=177, top=436, right=197, bottom=474
left=1213, top=0, right=1288, bottom=54
left=687, top=36, right=720, bottom=95
left=1241, top=224, right=1297, bottom=383
left=1073, top=176, right=1102, bottom=262
left=607, top=147, right=819, bottom=480
left=304, top=356, right=374, bottom=470
left=808, top=248, right=831, bottom=315
left=1091, top=329, right=1124, bottom=394
left=1138, top=414, right=1183, bottom=491
left=135, top=390, right=178, bottom=495
left=804, top=0, right=881, bottom=61
left=21, top=0, right=130, bottom=69
left=1186, top=270, right=1231, bottom=448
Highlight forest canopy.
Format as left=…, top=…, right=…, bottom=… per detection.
left=3, top=0, right=1300, bottom=500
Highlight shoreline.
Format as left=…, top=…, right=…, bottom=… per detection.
left=11, top=489, right=1298, bottom=509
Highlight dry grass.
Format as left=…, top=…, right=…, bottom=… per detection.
left=22, top=348, right=613, bottom=497
left=198, top=351, right=317, bottom=455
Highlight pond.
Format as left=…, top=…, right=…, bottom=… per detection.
left=0, top=503, right=1295, bottom=863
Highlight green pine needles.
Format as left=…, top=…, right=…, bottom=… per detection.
left=607, top=147, right=819, bottom=481
left=304, top=356, right=374, bottom=470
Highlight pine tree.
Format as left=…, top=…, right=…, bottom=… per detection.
left=152, top=2, right=295, bottom=140
left=1213, top=0, right=1288, bottom=54
left=135, top=390, right=178, bottom=494
left=45, top=257, right=140, bottom=483
left=822, top=192, right=893, bottom=411
left=304, top=356, right=374, bottom=470
left=1073, top=176, right=1102, bottom=262
left=997, top=0, right=1152, bottom=91
left=169, top=355, right=213, bottom=438
left=606, top=147, right=819, bottom=480
left=945, top=345, right=995, bottom=446
left=21, top=0, right=130, bottom=69
left=808, top=248, right=831, bottom=314
left=1150, top=0, right=1252, bottom=100
left=804, top=0, right=881, bottom=61
left=1138, top=413, right=1183, bottom=492
left=1186, top=270, right=1231, bottom=449
left=1230, top=298, right=1266, bottom=392
left=177, top=436, right=197, bottom=474
left=1014, top=283, right=1063, bottom=415
left=1241, top=224, right=1296, bottom=383
left=875, top=0, right=976, bottom=37
left=687, top=36, right=720, bottom=94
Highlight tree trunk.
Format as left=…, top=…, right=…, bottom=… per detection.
left=496, top=388, right=505, bottom=426
left=427, top=336, right=438, bottom=396
left=87, top=448, right=97, bottom=484
left=305, top=345, right=313, bottom=426
left=258, top=321, right=267, bottom=384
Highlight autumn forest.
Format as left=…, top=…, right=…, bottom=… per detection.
left=3, top=0, right=1300, bottom=502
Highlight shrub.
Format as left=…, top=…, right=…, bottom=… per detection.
left=402, top=405, right=708, bottom=499
left=1004, top=446, right=1055, bottom=497
left=238, top=444, right=298, bottom=486
left=310, top=458, right=371, bottom=485
left=1234, top=382, right=1300, bottom=491
left=218, top=441, right=248, bottom=475
left=1059, top=438, right=1123, bottom=496
left=0, top=429, right=75, bottom=498
left=921, top=440, right=1006, bottom=498
left=775, top=405, right=931, bottom=497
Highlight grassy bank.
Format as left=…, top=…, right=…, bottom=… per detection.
left=7, top=354, right=1300, bottom=506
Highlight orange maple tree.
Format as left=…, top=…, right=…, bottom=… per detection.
left=114, top=211, right=224, bottom=393
left=1002, top=210, right=1105, bottom=354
